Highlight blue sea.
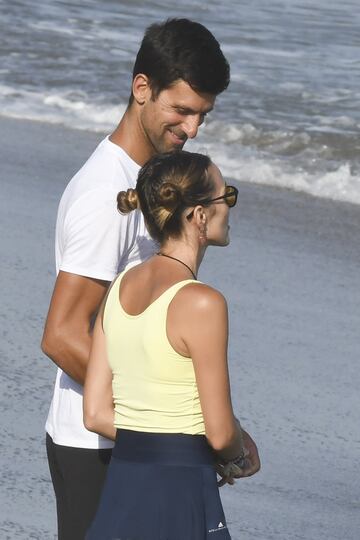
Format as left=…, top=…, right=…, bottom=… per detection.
left=1, top=0, right=359, bottom=204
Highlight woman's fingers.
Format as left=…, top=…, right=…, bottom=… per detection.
left=215, top=461, right=245, bottom=486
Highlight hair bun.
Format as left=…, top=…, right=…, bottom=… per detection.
left=117, top=188, right=139, bottom=214
left=157, top=182, right=182, bottom=211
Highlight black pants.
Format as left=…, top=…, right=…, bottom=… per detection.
left=46, top=433, right=112, bottom=540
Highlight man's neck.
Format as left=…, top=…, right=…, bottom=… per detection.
left=109, top=107, right=154, bottom=166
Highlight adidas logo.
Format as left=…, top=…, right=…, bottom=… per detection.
left=208, top=521, right=227, bottom=533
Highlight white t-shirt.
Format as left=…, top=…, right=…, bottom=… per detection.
left=45, top=136, right=157, bottom=449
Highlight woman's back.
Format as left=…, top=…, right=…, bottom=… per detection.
left=103, top=260, right=206, bottom=434
left=117, top=257, right=195, bottom=315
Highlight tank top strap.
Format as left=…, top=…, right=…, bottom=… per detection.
left=148, top=279, right=202, bottom=332
left=156, top=279, right=200, bottom=309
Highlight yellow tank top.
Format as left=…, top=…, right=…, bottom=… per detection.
left=103, top=270, right=205, bottom=435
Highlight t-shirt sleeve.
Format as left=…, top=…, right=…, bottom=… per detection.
left=59, top=188, right=128, bottom=281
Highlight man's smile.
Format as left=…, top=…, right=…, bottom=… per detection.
left=168, top=128, right=187, bottom=145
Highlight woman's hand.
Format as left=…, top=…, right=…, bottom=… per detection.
left=241, top=429, right=261, bottom=477
left=215, top=459, right=245, bottom=487
left=215, top=428, right=260, bottom=486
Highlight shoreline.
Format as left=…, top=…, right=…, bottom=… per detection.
left=1, top=115, right=359, bottom=539
left=3, top=113, right=360, bottom=208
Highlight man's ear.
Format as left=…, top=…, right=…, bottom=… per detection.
left=132, top=74, right=151, bottom=105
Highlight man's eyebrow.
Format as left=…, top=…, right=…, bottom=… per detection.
left=175, top=106, right=214, bottom=115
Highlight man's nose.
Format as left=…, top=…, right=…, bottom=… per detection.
left=182, top=115, right=201, bottom=139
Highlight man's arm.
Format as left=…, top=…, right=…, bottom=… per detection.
left=41, top=271, right=109, bottom=385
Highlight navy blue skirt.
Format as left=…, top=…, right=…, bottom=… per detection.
left=86, top=429, right=231, bottom=539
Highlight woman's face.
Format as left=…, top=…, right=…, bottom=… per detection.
left=205, top=164, right=232, bottom=247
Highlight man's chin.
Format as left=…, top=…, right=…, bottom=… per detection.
left=161, top=142, right=186, bottom=153
left=154, top=136, right=187, bottom=154
left=172, top=142, right=186, bottom=152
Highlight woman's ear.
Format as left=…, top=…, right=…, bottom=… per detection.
left=198, top=209, right=207, bottom=227
left=191, top=206, right=206, bottom=224
left=132, top=74, right=151, bottom=105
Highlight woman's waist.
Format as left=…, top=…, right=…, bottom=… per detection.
left=112, top=429, right=214, bottom=466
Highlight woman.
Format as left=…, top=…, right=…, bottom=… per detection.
left=83, top=150, right=260, bottom=539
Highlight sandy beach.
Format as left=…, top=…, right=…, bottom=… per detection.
left=1, top=116, right=359, bottom=539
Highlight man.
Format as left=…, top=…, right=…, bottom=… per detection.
left=41, top=18, right=230, bottom=540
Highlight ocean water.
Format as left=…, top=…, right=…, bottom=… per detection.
left=1, top=0, right=360, bottom=204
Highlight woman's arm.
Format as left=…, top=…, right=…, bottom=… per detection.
left=171, top=284, right=260, bottom=476
left=83, top=311, right=116, bottom=441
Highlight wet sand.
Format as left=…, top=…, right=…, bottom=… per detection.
left=0, top=116, right=359, bottom=539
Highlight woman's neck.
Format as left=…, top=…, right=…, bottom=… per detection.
left=159, top=241, right=206, bottom=279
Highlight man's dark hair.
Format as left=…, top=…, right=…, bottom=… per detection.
left=129, top=18, right=230, bottom=103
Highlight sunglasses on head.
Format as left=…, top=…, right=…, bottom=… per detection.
left=186, top=185, right=239, bottom=220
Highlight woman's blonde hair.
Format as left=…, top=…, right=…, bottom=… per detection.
left=117, top=151, right=213, bottom=243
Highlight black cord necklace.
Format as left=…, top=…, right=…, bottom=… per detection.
left=157, top=252, right=197, bottom=280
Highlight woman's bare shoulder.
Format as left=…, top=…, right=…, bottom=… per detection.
left=175, top=282, right=228, bottom=313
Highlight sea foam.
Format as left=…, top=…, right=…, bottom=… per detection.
left=2, top=85, right=359, bottom=206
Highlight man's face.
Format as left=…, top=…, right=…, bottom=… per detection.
left=139, top=80, right=216, bottom=155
